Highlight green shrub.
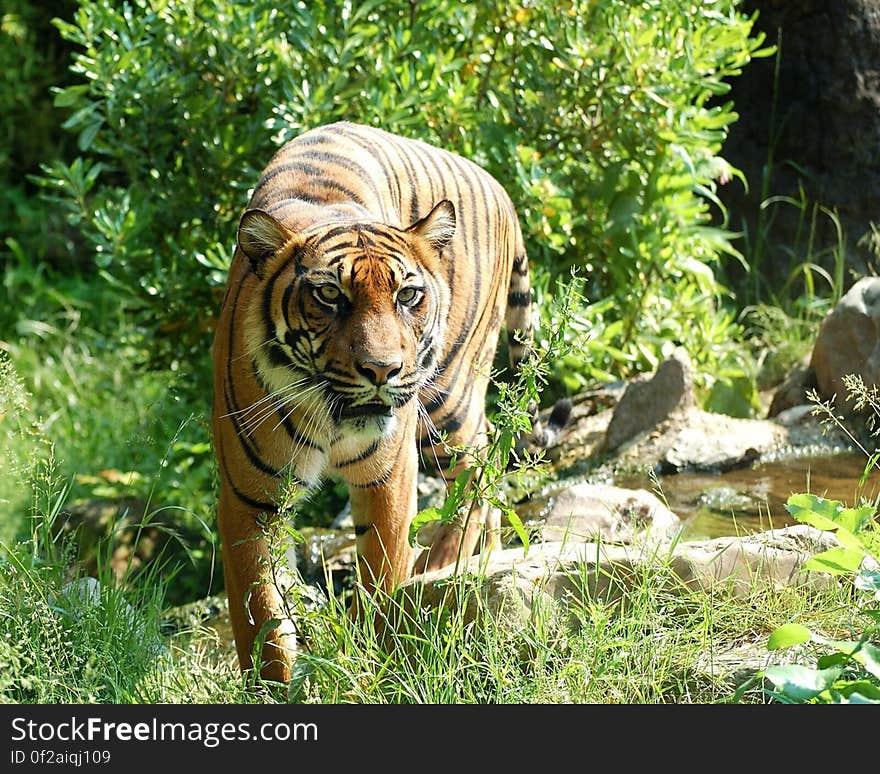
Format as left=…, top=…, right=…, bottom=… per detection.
left=46, top=0, right=769, bottom=401
left=0, top=0, right=80, bottom=334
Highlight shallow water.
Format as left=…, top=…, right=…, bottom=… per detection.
left=616, top=451, right=880, bottom=541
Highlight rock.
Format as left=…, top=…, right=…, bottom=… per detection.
left=604, top=349, right=696, bottom=452
left=693, top=641, right=804, bottom=689
left=331, top=502, right=353, bottom=529
left=661, top=416, right=774, bottom=472
left=56, top=576, right=103, bottom=611
left=53, top=577, right=163, bottom=657
left=768, top=357, right=817, bottom=418
left=772, top=404, right=818, bottom=427
left=531, top=482, right=681, bottom=545
left=161, top=593, right=238, bottom=668
left=54, top=495, right=203, bottom=587
left=609, top=405, right=789, bottom=473
left=290, top=527, right=357, bottom=594
left=810, top=276, right=880, bottom=412
left=406, top=524, right=839, bottom=629
left=667, top=524, right=839, bottom=596
left=696, top=485, right=759, bottom=513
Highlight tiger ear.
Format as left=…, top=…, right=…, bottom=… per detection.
left=237, top=209, right=294, bottom=275
left=407, top=200, right=456, bottom=253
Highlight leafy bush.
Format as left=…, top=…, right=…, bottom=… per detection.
left=45, top=0, right=769, bottom=402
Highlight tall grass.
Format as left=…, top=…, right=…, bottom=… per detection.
left=238, top=536, right=859, bottom=704
left=0, top=476, right=863, bottom=705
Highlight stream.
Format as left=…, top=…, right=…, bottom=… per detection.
left=616, top=450, right=880, bottom=540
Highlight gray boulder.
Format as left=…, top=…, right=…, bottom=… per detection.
left=535, top=482, right=681, bottom=545
left=406, top=524, right=839, bottom=628
left=810, top=276, right=880, bottom=411
left=604, top=348, right=696, bottom=452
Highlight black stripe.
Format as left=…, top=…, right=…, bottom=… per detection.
left=385, top=135, right=421, bottom=225
left=354, top=524, right=371, bottom=536
left=507, top=291, right=531, bottom=307
left=218, top=446, right=279, bottom=514
left=222, top=277, right=283, bottom=478
left=437, top=406, right=466, bottom=435
left=233, top=486, right=279, bottom=514
left=333, top=124, right=400, bottom=221
left=250, top=364, right=323, bottom=454
left=255, top=150, right=380, bottom=203
left=349, top=469, right=393, bottom=488
left=222, top=381, right=283, bottom=478
left=432, top=377, right=477, bottom=436
left=337, top=440, right=379, bottom=468
left=266, top=342, right=294, bottom=369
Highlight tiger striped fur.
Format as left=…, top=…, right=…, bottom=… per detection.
left=212, top=121, right=540, bottom=681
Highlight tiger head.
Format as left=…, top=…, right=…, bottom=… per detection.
left=237, top=201, right=454, bottom=439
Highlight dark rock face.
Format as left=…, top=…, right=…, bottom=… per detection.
left=720, top=0, right=880, bottom=284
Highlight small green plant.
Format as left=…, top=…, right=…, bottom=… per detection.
left=744, top=375, right=880, bottom=703
left=0, top=444, right=168, bottom=702
left=756, top=493, right=880, bottom=704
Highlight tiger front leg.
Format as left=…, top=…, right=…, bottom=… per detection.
left=345, top=438, right=419, bottom=618
left=217, top=490, right=297, bottom=683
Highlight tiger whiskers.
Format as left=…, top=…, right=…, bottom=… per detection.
left=269, top=381, right=327, bottom=434
left=416, top=396, right=452, bottom=492
left=221, top=375, right=311, bottom=421
left=229, top=376, right=321, bottom=437
left=231, top=333, right=276, bottom=363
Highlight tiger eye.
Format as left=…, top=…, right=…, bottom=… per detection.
left=397, top=286, right=423, bottom=306
left=313, top=284, right=341, bottom=305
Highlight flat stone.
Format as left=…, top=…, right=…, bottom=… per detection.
left=535, top=482, right=681, bottom=545
left=610, top=405, right=789, bottom=473
left=406, top=524, right=838, bottom=628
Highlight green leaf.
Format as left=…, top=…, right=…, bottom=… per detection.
left=53, top=84, right=90, bottom=108
left=500, top=504, right=529, bottom=555
left=785, top=493, right=842, bottom=531
left=827, top=525, right=870, bottom=552
left=836, top=504, right=876, bottom=533
left=409, top=507, right=442, bottom=548
left=838, top=682, right=880, bottom=703
left=854, top=567, right=880, bottom=596
left=767, top=623, right=812, bottom=651
left=802, top=546, right=866, bottom=576
left=854, top=642, right=880, bottom=679
left=78, top=119, right=104, bottom=152
left=763, top=665, right=842, bottom=702
left=441, top=468, right=474, bottom=520
left=810, top=634, right=880, bottom=679
left=816, top=652, right=850, bottom=670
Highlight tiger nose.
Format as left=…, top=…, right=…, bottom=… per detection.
left=355, top=359, right=403, bottom=386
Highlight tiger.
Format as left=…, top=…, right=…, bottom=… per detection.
left=211, top=121, right=561, bottom=683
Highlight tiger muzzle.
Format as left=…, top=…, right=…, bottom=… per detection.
left=337, top=401, right=395, bottom=419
